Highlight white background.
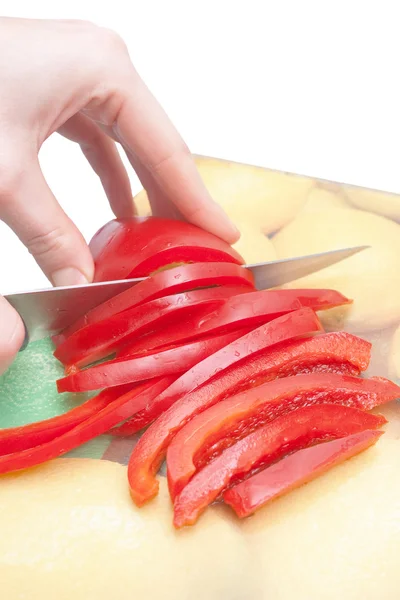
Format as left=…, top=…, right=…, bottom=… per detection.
left=1, top=0, right=400, bottom=291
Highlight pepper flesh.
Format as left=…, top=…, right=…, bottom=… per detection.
left=172, top=404, right=387, bottom=528
left=90, top=217, right=244, bottom=282
left=166, top=372, right=399, bottom=500
left=54, top=286, right=248, bottom=368
left=116, top=307, right=321, bottom=439
left=223, top=429, right=383, bottom=518
left=126, top=332, right=370, bottom=506
left=119, top=288, right=349, bottom=357
left=54, top=262, right=255, bottom=345
left=125, top=308, right=323, bottom=505
left=56, top=330, right=248, bottom=393
left=0, top=377, right=175, bottom=475
left=123, top=330, right=370, bottom=443
left=0, top=384, right=136, bottom=455
left=117, top=290, right=310, bottom=359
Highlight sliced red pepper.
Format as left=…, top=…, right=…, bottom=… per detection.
left=223, top=429, right=383, bottom=518
left=126, top=331, right=371, bottom=506
left=125, top=307, right=322, bottom=504
left=116, top=307, right=321, bottom=438
left=119, top=288, right=349, bottom=357
left=166, top=372, right=399, bottom=501
left=0, top=384, right=136, bottom=455
left=172, top=404, right=387, bottom=528
left=90, top=217, right=244, bottom=282
left=54, top=262, right=255, bottom=346
left=54, top=285, right=249, bottom=368
left=0, top=376, right=176, bottom=475
left=270, top=288, right=351, bottom=311
left=56, top=329, right=248, bottom=393
left=117, top=289, right=308, bottom=359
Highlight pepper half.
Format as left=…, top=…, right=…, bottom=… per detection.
left=90, top=216, right=245, bottom=282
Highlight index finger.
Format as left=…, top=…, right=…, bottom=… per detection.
left=111, top=75, right=240, bottom=244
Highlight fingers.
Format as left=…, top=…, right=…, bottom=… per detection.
left=58, top=114, right=134, bottom=218
left=125, top=152, right=184, bottom=221
left=0, top=160, right=94, bottom=286
left=90, top=65, right=239, bottom=242
left=114, top=92, right=239, bottom=242
left=0, top=296, right=25, bottom=375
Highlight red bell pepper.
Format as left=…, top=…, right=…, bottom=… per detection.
left=271, top=288, right=351, bottom=311
left=56, top=329, right=248, bottom=393
left=126, top=331, right=371, bottom=506
left=117, top=289, right=307, bottom=359
left=0, top=384, right=136, bottom=455
left=116, top=307, right=322, bottom=438
left=54, top=285, right=248, bottom=368
left=125, top=307, right=322, bottom=504
left=90, top=217, right=244, bottom=282
left=119, top=288, right=349, bottom=358
left=166, top=372, right=399, bottom=501
left=172, top=404, right=387, bottom=528
left=223, top=429, right=383, bottom=518
left=0, top=377, right=176, bottom=475
left=54, top=262, right=255, bottom=346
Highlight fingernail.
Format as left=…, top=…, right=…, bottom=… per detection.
left=51, top=268, right=89, bottom=287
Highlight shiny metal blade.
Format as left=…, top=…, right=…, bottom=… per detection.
left=5, top=277, right=145, bottom=343
left=248, top=245, right=368, bottom=290
left=5, top=245, right=368, bottom=342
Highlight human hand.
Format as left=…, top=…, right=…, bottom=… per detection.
left=0, top=17, right=239, bottom=374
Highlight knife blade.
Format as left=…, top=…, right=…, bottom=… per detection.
left=5, top=245, right=367, bottom=342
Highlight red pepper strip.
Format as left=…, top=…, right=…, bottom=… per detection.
left=126, top=331, right=370, bottom=505
left=269, top=288, right=351, bottom=310
left=54, top=285, right=248, bottom=368
left=117, top=289, right=306, bottom=359
left=119, top=288, right=350, bottom=359
left=54, top=263, right=255, bottom=346
left=223, top=429, right=383, bottom=518
left=167, top=372, right=399, bottom=501
left=125, top=309, right=321, bottom=505
left=90, top=216, right=244, bottom=282
left=0, top=377, right=176, bottom=475
left=116, top=307, right=321, bottom=438
left=172, top=404, right=387, bottom=528
left=0, top=384, right=136, bottom=455
left=56, top=329, right=248, bottom=393
left=119, top=330, right=369, bottom=424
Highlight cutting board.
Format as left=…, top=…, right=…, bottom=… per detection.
left=0, top=338, right=138, bottom=464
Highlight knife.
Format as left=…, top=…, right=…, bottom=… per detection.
left=5, top=245, right=367, bottom=343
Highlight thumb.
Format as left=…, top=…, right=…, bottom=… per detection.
left=0, top=160, right=94, bottom=286
left=0, top=296, right=25, bottom=375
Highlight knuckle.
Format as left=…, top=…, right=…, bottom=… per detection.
left=149, top=144, right=191, bottom=177
left=95, top=26, right=128, bottom=54
left=25, top=226, right=68, bottom=260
